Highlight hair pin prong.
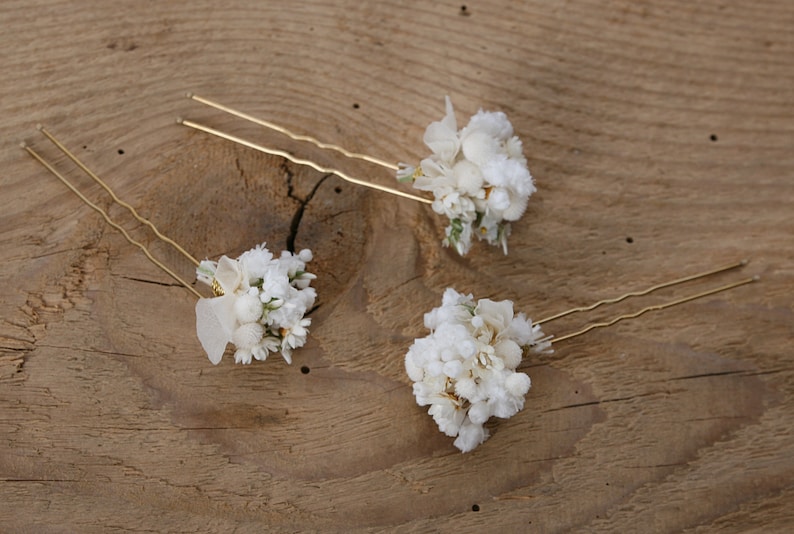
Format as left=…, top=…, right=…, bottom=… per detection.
left=182, top=94, right=538, bottom=256
left=22, top=136, right=202, bottom=299
left=35, top=125, right=200, bottom=267
left=23, top=127, right=318, bottom=366
left=536, top=259, right=750, bottom=325
left=186, top=92, right=400, bottom=171
left=407, top=269, right=757, bottom=452
left=178, top=117, right=433, bottom=205
left=549, top=275, right=757, bottom=344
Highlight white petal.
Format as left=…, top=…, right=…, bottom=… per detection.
left=452, top=160, right=484, bottom=196
left=405, top=353, right=425, bottom=382
left=465, top=110, right=514, bottom=141
left=214, top=256, right=243, bottom=294
left=475, top=298, right=515, bottom=331
left=423, top=97, right=460, bottom=161
left=298, top=249, right=313, bottom=262
left=502, top=192, right=529, bottom=221
left=443, top=360, right=464, bottom=378
left=442, top=96, right=457, bottom=131
left=453, top=420, right=489, bottom=452
left=487, top=188, right=511, bottom=211
left=461, top=130, right=499, bottom=167
left=195, top=298, right=233, bottom=365
left=232, top=322, right=264, bottom=350
left=505, top=372, right=532, bottom=397
left=234, top=348, right=253, bottom=365
left=468, top=401, right=491, bottom=425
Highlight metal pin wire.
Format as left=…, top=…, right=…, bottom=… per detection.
left=186, top=93, right=400, bottom=171
left=36, top=126, right=200, bottom=267
left=21, top=125, right=756, bottom=347
left=178, top=118, right=432, bottom=205
left=22, top=134, right=202, bottom=299
left=549, top=276, right=757, bottom=344
left=536, top=259, right=749, bottom=325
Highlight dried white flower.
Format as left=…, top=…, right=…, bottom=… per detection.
left=195, top=243, right=316, bottom=365
left=405, top=288, right=552, bottom=452
left=398, top=97, right=536, bottom=256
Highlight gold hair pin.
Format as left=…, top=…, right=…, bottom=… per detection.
left=180, top=93, right=535, bottom=256
left=405, top=265, right=756, bottom=452
left=22, top=122, right=757, bottom=455
left=23, top=126, right=317, bottom=367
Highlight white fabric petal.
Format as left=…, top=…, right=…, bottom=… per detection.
left=214, top=255, right=242, bottom=294
left=423, top=96, right=460, bottom=162
left=195, top=296, right=236, bottom=365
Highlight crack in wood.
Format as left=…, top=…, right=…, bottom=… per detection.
left=283, top=159, right=331, bottom=252
left=670, top=369, right=753, bottom=381
left=119, top=275, right=188, bottom=290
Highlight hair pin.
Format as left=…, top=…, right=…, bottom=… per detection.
left=406, top=264, right=756, bottom=452
left=23, top=126, right=317, bottom=366
left=180, top=93, right=534, bottom=256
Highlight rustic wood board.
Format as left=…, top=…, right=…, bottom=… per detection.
left=1, top=1, right=792, bottom=531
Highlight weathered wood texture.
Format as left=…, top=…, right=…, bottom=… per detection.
left=1, top=1, right=792, bottom=531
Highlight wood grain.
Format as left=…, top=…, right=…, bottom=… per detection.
left=1, top=0, right=792, bottom=531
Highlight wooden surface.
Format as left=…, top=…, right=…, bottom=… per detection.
left=1, top=1, right=792, bottom=532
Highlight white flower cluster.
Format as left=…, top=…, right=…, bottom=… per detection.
left=194, top=243, right=316, bottom=365
left=405, top=288, right=551, bottom=452
left=397, top=97, right=535, bottom=256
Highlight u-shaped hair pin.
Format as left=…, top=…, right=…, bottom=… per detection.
left=23, top=126, right=316, bottom=367
left=405, top=263, right=756, bottom=452
left=181, top=93, right=534, bottom=256
left=22, top=102, right=758, bottom=455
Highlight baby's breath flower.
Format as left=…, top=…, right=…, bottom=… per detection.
left=399, top=97, right=536, bottom=256
left=195, top=243, right=316, bottom=365
left=406, top=288, right=552, bottom=452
